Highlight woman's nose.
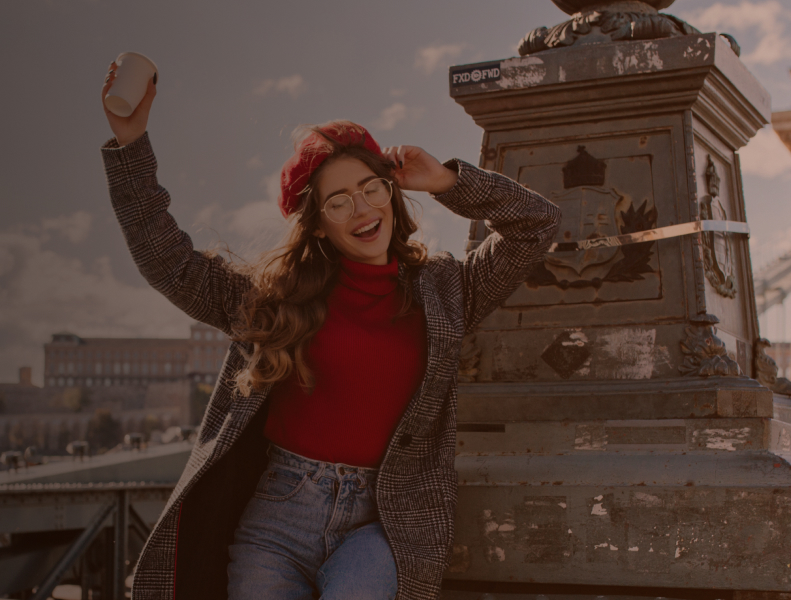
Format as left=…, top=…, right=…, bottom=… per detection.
left=351, top=192, right=374, bottom=217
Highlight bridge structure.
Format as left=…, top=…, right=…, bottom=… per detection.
left=0, top=443, right=189, bottom=599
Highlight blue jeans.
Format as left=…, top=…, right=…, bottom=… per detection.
left=227, top=443, right=398, bottom=600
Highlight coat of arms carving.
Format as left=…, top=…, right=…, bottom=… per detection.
left=527, top=146, right=657, bottom=290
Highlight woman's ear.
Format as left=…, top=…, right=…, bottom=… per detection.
left=313, top=227, right=326, bottom=239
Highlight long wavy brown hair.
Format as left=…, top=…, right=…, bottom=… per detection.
left=230, top=121, right=428, bottom=396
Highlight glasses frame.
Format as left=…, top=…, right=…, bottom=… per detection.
left=321, top=178, right=393, bottom=224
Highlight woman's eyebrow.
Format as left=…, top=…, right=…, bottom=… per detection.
left=324, top=175, right=379, bottom=202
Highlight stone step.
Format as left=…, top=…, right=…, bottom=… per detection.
left=448, top=452, right=791, bottom=592
left=458, top=379, right=773, bottom=423
left=457, top=418, right=773, bottom=454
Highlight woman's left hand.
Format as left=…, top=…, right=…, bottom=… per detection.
left=381, top=145, right=459, bottom=195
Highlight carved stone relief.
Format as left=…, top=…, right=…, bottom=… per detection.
left=754, top=338, right=791, bottom=396
left=679, top=314, right=740, bottom=377
left=700, top=155, right=737, bottom=299
left=518, top=9, right=699, bottom=56
left=526, top=146, right=658, bottom=291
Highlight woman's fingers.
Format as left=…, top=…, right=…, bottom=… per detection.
left=101, top=62, right=117, bottom=106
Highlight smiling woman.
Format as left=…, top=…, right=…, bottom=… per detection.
left=99, top=63, right=560, bottom=600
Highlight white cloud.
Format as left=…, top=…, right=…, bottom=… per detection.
left=0, top=230, right=192, bottom=385
left=245, top=154, right=265, bottom=170
left=739, top=126, right=791, bottom=178
left=371, top=103, right=426, bottom=132
left=415, top=44, right=465, bottom=75
left=373, top=103, right=408, bottom=131
left=682, top=1, right=791, bottom=65
left=41, top=211, right=93, bottom=243
left=194, top=171, right=287, bottom=254
left=253, top=74, right=308, bottom=99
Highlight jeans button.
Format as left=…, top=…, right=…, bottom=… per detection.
left=399, top=433, right=413, bottom=447
left=338, top=466, right=346, bottom=476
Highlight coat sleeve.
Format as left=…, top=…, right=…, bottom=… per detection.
left=430, top=159, right=561, bottom=333
left=101, top=132, right=253, bottom=335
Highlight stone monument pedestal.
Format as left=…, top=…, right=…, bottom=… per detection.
left=443, top=3, right=791, bottom=596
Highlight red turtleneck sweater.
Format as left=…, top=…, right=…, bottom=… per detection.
left=263, top=255, right=428, bottom=468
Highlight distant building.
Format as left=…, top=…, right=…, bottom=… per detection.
left=43, top=322, right=230, bottom=388
left=0, top=323, right=230, bottom=453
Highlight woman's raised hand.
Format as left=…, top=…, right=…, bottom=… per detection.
left=100, top=61, right=156, bottom=147
left=381, top=145, right=458, bottom=196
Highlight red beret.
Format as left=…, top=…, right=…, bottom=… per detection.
left=278, top=121, right=383, bottom=218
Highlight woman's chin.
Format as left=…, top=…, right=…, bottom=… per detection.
left=341, top=236, right=391, bottom=265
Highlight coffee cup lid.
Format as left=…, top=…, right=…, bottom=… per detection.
left=115, top=51, right=159, bottom=75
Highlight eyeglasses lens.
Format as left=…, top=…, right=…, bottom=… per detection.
left=324, top=179, right=392, bottom=223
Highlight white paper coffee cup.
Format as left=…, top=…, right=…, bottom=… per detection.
left=104, top=52, right=159, bottom=117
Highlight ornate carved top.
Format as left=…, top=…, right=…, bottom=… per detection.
left=519, top=3, right=700, bottom=56
left=552, top=0, right=674, bottom=15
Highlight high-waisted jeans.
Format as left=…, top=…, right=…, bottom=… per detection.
left=227, top=443, right=398, bottom=600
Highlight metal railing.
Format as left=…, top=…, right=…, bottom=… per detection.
left=0, top=482, right=173, bottom=599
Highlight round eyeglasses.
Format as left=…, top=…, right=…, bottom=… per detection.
left=321, top=178, right=393, bottom=224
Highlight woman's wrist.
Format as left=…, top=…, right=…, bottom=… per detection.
left=115, top=132, right=143, bottom=147
left=428, top=167, right=459, bottom=196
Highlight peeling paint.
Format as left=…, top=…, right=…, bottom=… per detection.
left=611, top=42, right=663, bottom=76
left=597, top=328, right=656, bottom=379
left=634, top=492, right=663, bottom=507
left=563, top=331, right=588, bottom=346
left=558, top=502, right=567, bottom=509
left=574, top=424, right=607, bottom=450
left=500, top=57, right=547, bottom=89
left=692, top=427, right=751, bottom=451
left=779, top=426, right=791, bottom=453
left=594, top=495, right=603, bottom=501
left=591, top=502, right=608, bottom=516
left=558, top=65, right=566, bottom=82
left=594, top=542, right=608, bottom=549
left=629, top=546, right=639, bottom=552
left=485, top=546, right=506, bottom=562
left=610, top=544, right=618, bottom=551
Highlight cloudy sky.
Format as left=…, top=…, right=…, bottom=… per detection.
left=2, top=0, right=791, bottom=385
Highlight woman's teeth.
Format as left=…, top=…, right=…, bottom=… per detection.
left=353, top=220, right=380, bottom=236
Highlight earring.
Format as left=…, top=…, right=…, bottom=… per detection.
left=317, top=238, right=332, bottom=261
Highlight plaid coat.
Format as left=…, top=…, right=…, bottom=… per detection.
left=101, top=132, right=560, bottom=600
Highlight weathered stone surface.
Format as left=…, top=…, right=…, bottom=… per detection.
left=446, top=7, right=788, bottom=595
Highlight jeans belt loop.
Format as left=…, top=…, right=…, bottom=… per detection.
left=312, top=462, right=326, bottom=483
